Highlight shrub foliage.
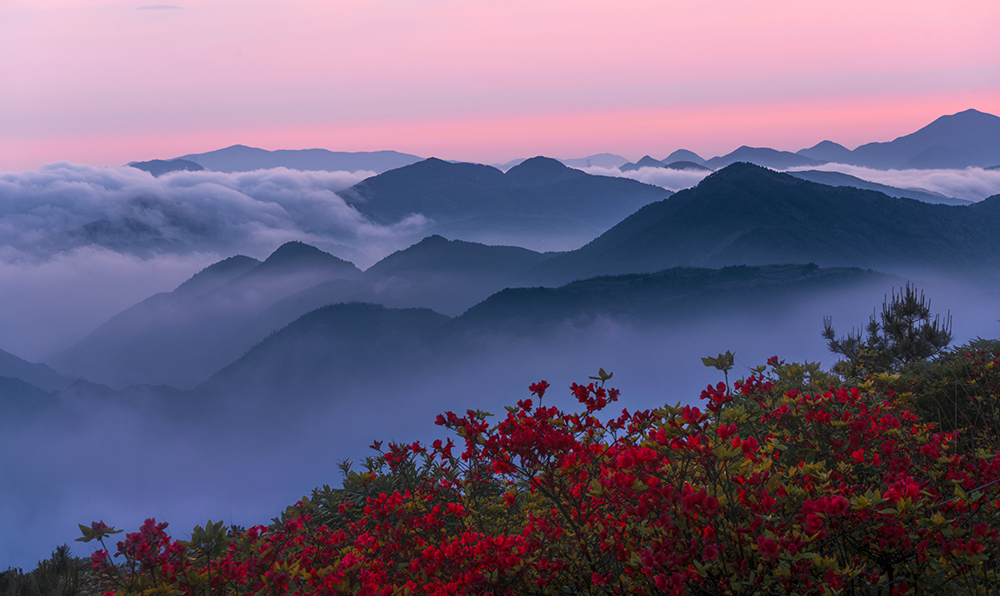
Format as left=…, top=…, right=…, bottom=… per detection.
left=75, top=348, right=1000, bottom=596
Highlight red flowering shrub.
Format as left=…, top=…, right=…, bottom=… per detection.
left=82, top=357, right=1000, bottom=595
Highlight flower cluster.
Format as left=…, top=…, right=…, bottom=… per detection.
left=83, top=357, right=1000, bottom=595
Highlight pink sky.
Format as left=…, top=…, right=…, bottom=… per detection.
left=2, top=0, right=998, bottom=171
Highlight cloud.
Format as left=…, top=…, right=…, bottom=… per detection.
left=784, top=164, right=1000, bottom=202
left=0, top=163, right=426, bottom=262
left=0, top=164, right=431, bottom=358
left=577, top=165, right=711, bottom=192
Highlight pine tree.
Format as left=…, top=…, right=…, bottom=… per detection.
left=822, top=283, right=952, bottom=376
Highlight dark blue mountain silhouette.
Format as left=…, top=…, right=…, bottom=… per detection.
left=127, top=159, right=205, bottom=176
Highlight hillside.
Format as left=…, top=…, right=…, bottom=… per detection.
left=0, top=347, right=73, bottom=392
left=339, top=156, right=671, bottom=229
left=46, top=243, right=361, bottom=388
left=197, top=302, right=452, bottom=398
left=530, top=163, right=1000, bottom=284
left=223, top=235, right=558, bottom=345
left=185, top=262, right=900, bottom=401
left=452, top=264, right=893, bottom=335
left=126, top=159, right=205, bottom=176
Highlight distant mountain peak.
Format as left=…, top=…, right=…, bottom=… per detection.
left=635, top=156, right=666, bottom=168
left=253, top=241, right=360, bottom=275
left=663, top=160, right=712, bottom=172
left=505, top=156, right=586, bottom=186
left=364, top=234, right=548, bottom=280
left=851, top=108, right=1000, bottom=169
left=713, top=161, right=772, bottom=174
left=796, top=140, right=852, bottom=163
left=665, top=149, right=706, bottom=165
left=265, top=240, right=333, bottom=262
left=809, top=140, right=845, bottom=148
left=706, top=147, right=821, bottom=170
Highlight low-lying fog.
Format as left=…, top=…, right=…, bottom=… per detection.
left=0, top=164, right=423, bottom=359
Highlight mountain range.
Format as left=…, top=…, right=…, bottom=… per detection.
left=12, top=161, right=997, bottom=393
left=130, top=110, right=1000, bottom=178
left=701, top=109, right=1000, bottom=171
left=339, top=156, right=671, bottom=251
left=194, top=264, right=896, bottom=399
left=609, top=109, right=1000, bottom=173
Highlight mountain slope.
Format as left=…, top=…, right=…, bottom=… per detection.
left=226, top=234, right=557, bottom=345
left=849, top=109, right=1000, bottom=169
left=365, top=235, right=552, bottom=279
left=197, top=302, right=451, bottom=397
left=452, top=264, right=893, bottom=335
left=172, top=255, right=261, bottom=296
left=0, top=348, right=72, bottom=392
left=127, top=159, right=205, bottom=176
left=46, top=243, right=361, bottom=388
left=796, top=141, right=853, bottom=163
left=664, top=161, right=712, bottom=172
left=339, top=156, right=672, bottom=229
left=530, top=163, right=1000, bottom=284
left=0, top=376, right=52, bottom=407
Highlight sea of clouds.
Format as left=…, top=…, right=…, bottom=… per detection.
left=0, top=164, right=432, bottom=359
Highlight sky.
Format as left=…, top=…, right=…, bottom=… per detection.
left=2, top=0, right=999, bottom=171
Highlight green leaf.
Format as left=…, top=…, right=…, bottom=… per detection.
left=589, top=367, right=613, bottom=381
left=702, top=351, right=735, bottom=372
